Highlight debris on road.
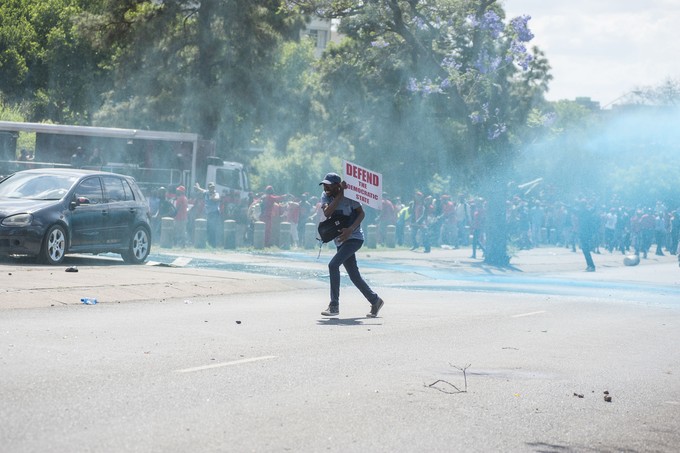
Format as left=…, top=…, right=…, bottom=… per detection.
left=426, top=363, right=470, bottom=394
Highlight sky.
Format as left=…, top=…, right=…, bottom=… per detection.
left=503, top=0, right=680, bottom=107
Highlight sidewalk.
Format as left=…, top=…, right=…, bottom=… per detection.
left=1, top=246, right=678, bottom=310
left=0, top=256, right=320, bottom=310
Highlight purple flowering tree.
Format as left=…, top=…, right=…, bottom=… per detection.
left=288, top=0, right=552, bottom=265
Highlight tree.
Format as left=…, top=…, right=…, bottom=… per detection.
left=0, top=95, right=33, bottom=157
left=246, top=38, right=336, bottom=194
left=636, top=77, right=680, bottom=107
left=84, top=0, right=307, bottom=158
left=514, top=100, right=600, bottom=204
left=0, top=0, right=107, bottom=123
left=288, top=0, right=551, bottom=265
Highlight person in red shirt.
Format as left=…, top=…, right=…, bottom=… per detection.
left=376, top=194, right=396, bottom=245
left=439, top=194, right=456, bottom=246
left=174, top=185, right=189, bottom=247
left=260, top=185, right=286, bottom=247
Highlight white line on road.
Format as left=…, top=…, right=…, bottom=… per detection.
left=511, top=310, right=546, bottom=318
left=175, top=355, right=277, bottom=373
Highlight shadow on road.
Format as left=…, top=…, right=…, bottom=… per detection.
left=0, top=253, right=125, bottom=267
left=316, top=317, right=381, bottom=326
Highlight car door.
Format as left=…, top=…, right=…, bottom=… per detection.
left=70, top=176, right=106, bottom=248
left=101, top=175, right=137, bottom=246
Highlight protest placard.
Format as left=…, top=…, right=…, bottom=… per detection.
left=342, top=160, right=382, bottom=210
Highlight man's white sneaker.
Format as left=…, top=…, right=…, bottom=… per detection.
left=321, top=305, right=339, bottom=316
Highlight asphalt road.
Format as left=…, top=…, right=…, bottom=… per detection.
left=1, top=247, right=679, bottom=452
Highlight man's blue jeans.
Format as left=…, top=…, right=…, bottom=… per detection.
left=328, top=239, right=378, bottom=306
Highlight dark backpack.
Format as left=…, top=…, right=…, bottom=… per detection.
left=317, top=210, right=357, bottom=243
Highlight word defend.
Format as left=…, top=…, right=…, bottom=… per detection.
left=343, top=160, right=382, bottom=210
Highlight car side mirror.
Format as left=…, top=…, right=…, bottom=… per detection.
left=70, top=196, right=91, bottom=209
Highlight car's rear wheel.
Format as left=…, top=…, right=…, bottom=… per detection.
left=121, top=226, right=150, bottom=264
left=40, top=224, right=67, bottom=265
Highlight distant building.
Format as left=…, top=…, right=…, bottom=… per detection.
left=574, top=97, right=601, bottom=111
left=301, top=17, right=343, bottom=58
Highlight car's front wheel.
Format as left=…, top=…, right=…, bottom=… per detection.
left=121, top=226, right=150, bottom=264
left=40, top=224, right=67, bottom=265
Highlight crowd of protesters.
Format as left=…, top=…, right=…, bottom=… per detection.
left=147, top=183, right=680, bottom=264
left=377, top=191, right=680, bottom=262
left=412, top=192, right=680, bottom=267
left=147, top=184, right=315, bottom=248
left=503, top=197, right=680, bottom=260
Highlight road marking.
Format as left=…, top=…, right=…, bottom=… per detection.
left=511, top=310, right=546, bottom=318
left=175, top=355, right=277, bottom=373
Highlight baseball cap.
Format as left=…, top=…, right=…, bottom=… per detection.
left=319, top=172, right=341, bottom=185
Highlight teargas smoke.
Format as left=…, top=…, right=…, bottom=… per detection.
left=514, top=105, right=680, bottom=209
